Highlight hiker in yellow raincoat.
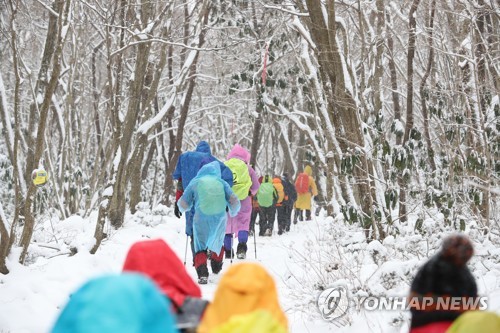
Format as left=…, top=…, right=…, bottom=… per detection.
left=294, top=165, right=318, bottom=223
left=198, top=262, right=288, bottom=333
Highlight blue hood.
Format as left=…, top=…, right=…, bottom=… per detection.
left=196, top=161, right=221, bottom=178
left=195, top=141, right=211, bottom=154
left=51, top=274, right=178, bottom=333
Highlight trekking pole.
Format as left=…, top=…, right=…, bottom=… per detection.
left=253, top=224, right=257, bottom=259
left=183, top=235, right=189, bottom=266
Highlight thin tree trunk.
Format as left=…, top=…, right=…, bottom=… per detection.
left=419, top=0, right=437, bottom=172
left=19, top=0, right=71, bottom=263
left=398, top=0, right=421, bottom=224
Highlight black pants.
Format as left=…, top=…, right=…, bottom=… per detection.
left=294, top=209, right=311, bottom=222
left=276, top=206, right=288, bottom=233
left=259, top=206, right=276, bottom=235
left=249, top=208, right=259, bottom=234
left=283, top=205, right=294, bottom=231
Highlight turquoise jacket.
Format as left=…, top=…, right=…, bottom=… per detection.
left=51, top=274, right=178, bottom=333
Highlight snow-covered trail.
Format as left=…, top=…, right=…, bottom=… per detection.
left=0, top=212, right=334, bottom=332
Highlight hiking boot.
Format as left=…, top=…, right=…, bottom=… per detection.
left=264, top=229, right=272, bottom=236
left=224, top=248, right=234, bottom=259
left=211, top=259, right=223, bottom=274
left=236, top=243, right=247, bottom=259
left=195, top=264, right=209, bottom=284
left=278, top=229, right=283, bottom=235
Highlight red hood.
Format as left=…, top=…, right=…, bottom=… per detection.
left=122, top=239, right=201, bottom=309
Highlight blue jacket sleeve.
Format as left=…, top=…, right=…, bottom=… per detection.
left=178, top=180, right=195, bottom=213
left=172, top=154, right=183, bottom=180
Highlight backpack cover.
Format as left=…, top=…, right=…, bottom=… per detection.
left=197, top=177, right=226, bottom=215
left=224, top=158, right=251, bottom=200
left=257, top=182, right=275, bottom=208
left=295, top=173, right=310, bottom=194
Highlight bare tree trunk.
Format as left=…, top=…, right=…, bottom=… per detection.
left=419, top=0, right=437, bottom=172
left=398, top=0, right=421, bottom=224
left=386, top=12, right=403, bottom=145
left=303, top=0, right=374, bottom=233
left=19, top=0, right=71, bottom=264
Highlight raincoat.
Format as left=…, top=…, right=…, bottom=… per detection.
left=51, top=274, right=178, bottom=333
left=447, top=311, right=500, bottom=333
left=224, top=145, right=260, bottom=234
left=294, top=165, right=318, bottom=210
left=178, top=161, right=240, bottom=254
left=212, top=310, right=287, bottom=333
left=198, top=263, right=288, bottom=333
left=122, top=239, right=201, bottom=309
left=172, top=141, right=233, bottom=236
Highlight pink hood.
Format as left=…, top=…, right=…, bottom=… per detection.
left=227, top=144, right=251, bottom=164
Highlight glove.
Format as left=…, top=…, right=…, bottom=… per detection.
left=174, top=202, right=182, bottom=218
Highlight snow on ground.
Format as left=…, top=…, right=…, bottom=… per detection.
left=0, top=206, right=499, bottom=332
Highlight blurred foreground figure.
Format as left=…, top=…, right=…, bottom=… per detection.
left=408, top=234, right=478, bottom=333
left=51, top=274, right=178, bottom=333
left=198, top=262, right=288, bottom=333
left=123, top=239, right=208, bottom=330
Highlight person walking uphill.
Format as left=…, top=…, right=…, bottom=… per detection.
left=294, top=165, right=318, bottom=223
left=281, top=173, right=297, bottom=232
left=177, top=161, right=241, bottom=284
left=223, top=144, right=260, bottom=260
left=256, top=175, right=278, bottom=237
left=172, top=141, right=233, bottom=261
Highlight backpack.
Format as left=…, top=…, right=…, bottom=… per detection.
left=224, top=158, right=251, bottom=200
left=256, top=182, right=276, bottom=208
left=197, top=177, right=226, bottom=215
left=282, top=178, right=297, bottom=203
left=295, top=173, right=310, bottom=194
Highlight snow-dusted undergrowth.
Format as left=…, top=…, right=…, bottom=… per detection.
left=0, top=205, right=499, bottom=333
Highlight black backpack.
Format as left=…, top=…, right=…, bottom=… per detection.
left=281, top=176, right=297, bottom=205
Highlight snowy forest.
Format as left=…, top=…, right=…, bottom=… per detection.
left=0, top=0, right=499, bottom=332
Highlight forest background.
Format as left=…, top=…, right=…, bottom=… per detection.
left=0, top=0, right=499, bottom=274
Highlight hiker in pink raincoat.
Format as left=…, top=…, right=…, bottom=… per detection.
left=223, top=144, right=260, bottom=259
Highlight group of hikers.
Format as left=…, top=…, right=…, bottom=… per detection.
left=48, top=140, right=500, bottom=332
left=172, top=141, right=318, bottom=284
left=50, top=235, right=500, bottom=333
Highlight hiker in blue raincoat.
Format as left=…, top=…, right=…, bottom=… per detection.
left=51, top=274, right=178, bottom=333
left=178, top=161, right=241, bottom=284
left=172, top=141, right=233, bottom=260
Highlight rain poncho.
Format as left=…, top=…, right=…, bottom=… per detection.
left=122, top=239, right=201, bottom=309
left=294, top=165, right=318, bottom=210
left=447, top=311, right=500, bottom=333
left=178, top=161, right=240, bottom=253
left=212, top=310, right=287, bottom=333
left=224, top=145, right=260, bottom=235
left=198, top=263, right=288, bottom=333
left=51, top=274, right=178, bottom=333
left=172, top=141, right=233, bottom=236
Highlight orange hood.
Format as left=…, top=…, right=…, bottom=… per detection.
left=198, top=263, right=288, bottom=332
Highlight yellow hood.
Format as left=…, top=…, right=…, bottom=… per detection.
left=304, top=165, right=312, bottom=176
left=198, top=263, right=288, bottom=332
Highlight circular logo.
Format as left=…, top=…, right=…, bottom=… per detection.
left=317, top=285, right=350, bottom=321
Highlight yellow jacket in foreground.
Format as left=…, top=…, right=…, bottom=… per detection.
left=198, top=263, right=288, bottom=332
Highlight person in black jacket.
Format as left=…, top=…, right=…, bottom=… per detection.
left=408, top=234, right=478, bottom=332
left=280, top=173, right=297, bottom=233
